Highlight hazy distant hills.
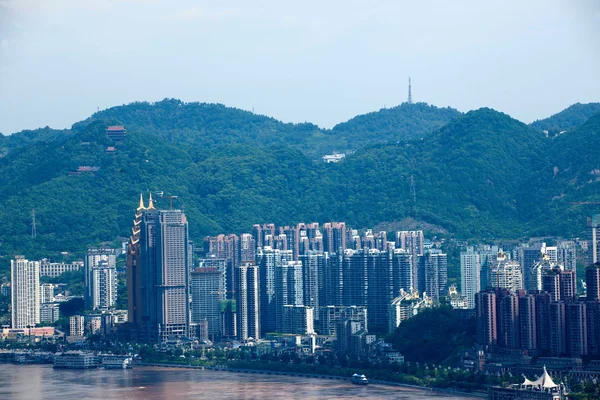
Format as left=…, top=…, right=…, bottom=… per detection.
left=0, top=100, right=599, bottom=262
left=530, top=102, right=600, bottom=136
left=331, top=102, right=462, bottom=145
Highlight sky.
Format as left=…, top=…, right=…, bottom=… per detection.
left=0, top=0, right=599, bottom=134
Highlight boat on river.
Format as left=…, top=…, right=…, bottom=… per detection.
left=351, top=374, right=369, bottom=385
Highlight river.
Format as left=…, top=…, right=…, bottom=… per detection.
left=0, top=364, right=480, bottom=399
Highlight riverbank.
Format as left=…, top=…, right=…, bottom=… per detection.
left=139, top=362, right=487, bottom=398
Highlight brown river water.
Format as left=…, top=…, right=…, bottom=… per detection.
left=0, top=365, right=479, bottom=399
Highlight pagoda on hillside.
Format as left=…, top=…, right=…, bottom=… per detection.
left=106, top=125, right=127, bottom=141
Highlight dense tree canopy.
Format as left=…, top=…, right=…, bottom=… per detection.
left=0, top=100, right=599, bottom=277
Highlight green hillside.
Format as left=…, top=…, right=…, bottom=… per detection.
left=72, top=99, right=342, bottom=159
left=328, top=108, right=548, bottom=238
left=530, top=102, right=600, bottom=136
left=330, top=102, right=462, bottom=147
left=0, top=127, right=73, bottom=157
left=1, top=100, right=599, bottom=271
left=522, top=112, right=600, bottom=235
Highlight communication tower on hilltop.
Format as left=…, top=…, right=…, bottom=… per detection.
left=408, top=77, right=413, bottom=104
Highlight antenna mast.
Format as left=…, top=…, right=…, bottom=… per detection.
left=408, top=77, right=413, bottom=104
left=31, top=209, right=37, bottom=238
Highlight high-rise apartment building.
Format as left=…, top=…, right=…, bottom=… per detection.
left=417, top=250, right=447, bottom=305
left=396, top=230, right=424, bottom=288
left=90, top=260, right=117, bottom=310
left=488, top=256, right=523, bottom=292
left=322, top=222, right=346, bottom=254
left=257, top=247, right=293, bottom=333
left=84, top=247, right=117, bottom=309
left=566, top=302, right=588, bottom=358
left=236, top=263, right=260, bottom=340
left=519, top=293, right=537, bottom=352
left=557, top=240, right=577, bottom=271
left=589, top=215, right=600, bottom=266
left=497, top=289, right=520, bottom=349
left=460, top=247, right=481, bottom=309
left=587, top=265, right=600, bottom=301
left=476, top=290, right=497, bottom=346
left=298, top=251, right=321, bottom=315
left=191, top=267, right=224, bottom=339
left=517, top=243, right=546, bottom=290
left=275, top=261, right=304, bottom=333
left=11, top=258, right=40, bottom=329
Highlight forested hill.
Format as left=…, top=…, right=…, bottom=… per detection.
left=522, top=112, right=600, bottom=236
left=0, top=100, right=599, bottom=265
left=1, top=99, right=464, bottom=159
left=530, top=102, right=600, bottom=136
left=0, top=127, right=72, bottom=157
left=330, top=102, right=462, bottom=146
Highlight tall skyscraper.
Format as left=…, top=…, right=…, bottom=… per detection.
left=11, top=257, right=40, bottom=329
left=84, top=247, right=117, bottom=309
left=476, top=290, right=497, bottom=346
left=589, top=215, right=600, bottom=266
left=126, top=194, right=190, bottom=343
left=275, top=261, right=304, bottom=333
left=497, top=289, right=520, bottom=349
left=396, top=230, right=424, bottom=288
left=90, top=260, right=117, bottom=310
left=417, top=250, right=447, bottom=305
left=517, top=243, right=546, bottom=290
left=566, top=302, right=588, bottom=357
left=191, top=267, right=224, bottom=339
left=257, top=247, right=293, bottom=333
left=236, top=263, right=260, bottom=340
left=587, top=265, right=600, bottom=301
left=519, top=293, right=537, bottom=352
left=460, top=247, right=481, bottom=309
left=549, top=301, right=567, bottom=356
left=299, top=251, right=321, bottom=315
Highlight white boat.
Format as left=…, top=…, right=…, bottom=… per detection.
left=351, top=373, right=369, bottom=385
left=99, top=355, right=133, bottom=369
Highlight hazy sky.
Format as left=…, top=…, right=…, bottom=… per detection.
left=0, top=0, right=599, bottom=134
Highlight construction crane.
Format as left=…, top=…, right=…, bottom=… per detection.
left=154, top=191, right=178, bottom=209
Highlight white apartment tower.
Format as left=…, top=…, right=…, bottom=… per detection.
left=460, top=247, right=480, bottom=309
left=85, top=247, right=117, bottom=310
left=90, top=260, right=117, bottom=310
left=11, top=258, right=41, bottom=329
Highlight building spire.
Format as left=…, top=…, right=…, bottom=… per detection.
left=148, top=192, right=156, bottom=210
left=137, top=193, right=146, bottom=211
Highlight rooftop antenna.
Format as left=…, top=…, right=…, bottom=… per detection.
left=410, top=175, right=416, bottom=203
left=31, top=209, right=37, bottom=238
left=408, top=77, right=413, bottom=104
